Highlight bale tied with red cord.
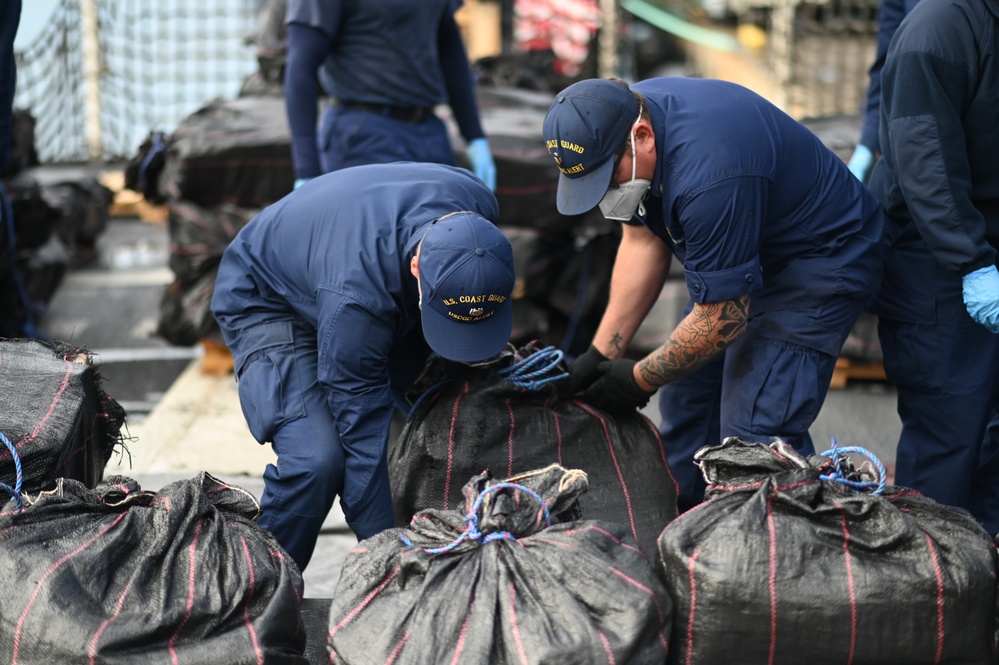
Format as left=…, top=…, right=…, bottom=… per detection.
left=389, top=341, right=678, bottom=560
left=0, top=473, right=308, bottom=664
left=658, top=437, right=998, bottom=664
left=0, top=338, right=125, bottom=492
left=328, top=465, right=673, bottom=664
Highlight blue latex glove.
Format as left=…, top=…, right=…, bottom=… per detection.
left=293, top=178, right=312, bottom=190
left=847, top=145, right=874, bottom=184
left=962, top=265, right=999, bottom=333
left=465, top=138, right=496, bottom=191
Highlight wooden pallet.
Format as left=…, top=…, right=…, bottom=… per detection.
left=99, top=170, right=168, bottom=223
left=200, top=338, right=234, bottom=377
left=829, top=357, right=886, bottom=389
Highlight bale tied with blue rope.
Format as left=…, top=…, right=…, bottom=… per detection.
left=390, top=341, right=679, bottom=560
left=328, top=464, right=673, bottom=664
left=0, top=338, right=125, bottom=492
left=657, top=437, right=998, bottom=664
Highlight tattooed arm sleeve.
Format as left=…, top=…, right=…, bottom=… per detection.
left=635, top=295, right=749, bottom=390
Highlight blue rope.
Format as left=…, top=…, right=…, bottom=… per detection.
left=819, top=438, right=887, bottom=495
left=0, top=432, right=24, bottom=511
left=498, top=346, right=569, bottom=390
left=402, top=481, right=552, bottom=554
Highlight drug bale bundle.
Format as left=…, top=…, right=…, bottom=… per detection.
left=0, top=471, right=308, bottom=665
left=390, top=342, right=678, bottom=559
left=155, top=96, right=294, bottom=209
left=0, top=338, right=125, bottom=492
left=156, top=200, right=256, bottom=347
left=328, top=465, right=673, bottom=664
left=658, top=437, right=998, bottom=665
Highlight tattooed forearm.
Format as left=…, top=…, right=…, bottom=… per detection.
left=637, top=295, right=749, bottom=388
left=608, top=333, right=625, bottom=353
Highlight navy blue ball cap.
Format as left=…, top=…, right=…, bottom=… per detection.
left=543, top=79, right=639, bottom=216
left=419, top=212, right=515, bottom=363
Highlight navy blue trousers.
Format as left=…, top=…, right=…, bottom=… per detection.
left=229, top=320, right=421, bottom=570
left=876, top=239, right=999, bottom=536
left=318, top=105, right=456, bottom=173
left=658, top=299, right=865, bottom=513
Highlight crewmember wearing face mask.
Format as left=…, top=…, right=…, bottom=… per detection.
left=542, top=77, right=884, bottom=513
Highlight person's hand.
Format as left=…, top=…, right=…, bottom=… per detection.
left=581, top=359, right=657, bottom=414
left=466, top=138, right=496, bottom=191
left=962, top=265, right=999, bottom=333
left=847, top=145, right=874, bottom=184
left=565, top=345, right=609, bottom=395
left=294, top=178, right=312, bottom=190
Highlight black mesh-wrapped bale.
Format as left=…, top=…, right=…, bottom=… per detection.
left=658, top=438, right=999, bottom=665
left=328, top=465, right=673, bottom=664
left=167, top=200, right=256, bottom=288
left=389, top=342, right=679, bottom=559
left=0, top=473, right=308, bottom=665
left=0, top=338, right=125, bottom=492
left=157, top=269, right=223, bottom=347
left=159, top=96, right=294, bottom=208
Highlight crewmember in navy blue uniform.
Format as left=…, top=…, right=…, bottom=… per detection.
left=543, top=78, right=883, bottom=513
left=211, top=162, right=515, bottom=570
left=869, top=0, right=999, bottom=535
left=845, top=0, right=921, bottom=183
left=284, top=0, right=496, bottom=190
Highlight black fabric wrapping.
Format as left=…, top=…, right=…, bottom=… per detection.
left=658, top=438, right=999, bottom=665
left=328, top=465, right=673, bottom=664
left=0, top=338, right=125, bottom=493
left=167, top=200, right=256, bottom=288
left=389, top=342, right=679, bottom=559
left=0, top=473, right=307, bottom=665
left=158, top=97, right=294, bottom=208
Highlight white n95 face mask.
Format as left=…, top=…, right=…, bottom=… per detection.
left=598, top=122, right=651, bottom=222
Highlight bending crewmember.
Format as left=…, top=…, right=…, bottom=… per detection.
left=211, top=162, right=515, bottom=569
left=543, top=77, right=884, bottom=512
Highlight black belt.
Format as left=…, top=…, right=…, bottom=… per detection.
left=338, top=101, right=434, bottom=124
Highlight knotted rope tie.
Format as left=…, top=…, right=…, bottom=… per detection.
left=819, top=438, right=887, bottom=495
left=0, top=432, right=24, bottom=511
left=406, top=347, right=570, bottom=419
left=498, top=346, right=569, bottom=390
left=400, top=482, right=553, bottom=555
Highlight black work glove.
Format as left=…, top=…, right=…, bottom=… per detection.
left=565, top=345, right=609, bottom=395
left=581, top=359, right=656, bottom=414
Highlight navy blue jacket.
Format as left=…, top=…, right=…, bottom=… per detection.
left=870, top=0, right=999, bottom=275
left=211, top=163, right=499, bottom=463
left=632, top=77, right=883, bottom=355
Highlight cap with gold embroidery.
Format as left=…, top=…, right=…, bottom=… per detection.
left=419, top=212, right=514, bottom=363
left=543, top=79, right=639, bottom=216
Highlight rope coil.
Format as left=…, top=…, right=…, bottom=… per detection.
left=401, top=481, right=552, bottom=555
left=819, top=438, right=887, bottom=495
left=498, top=346, right=569, bottom=390
left=0, top=432, right=24, bottom=511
